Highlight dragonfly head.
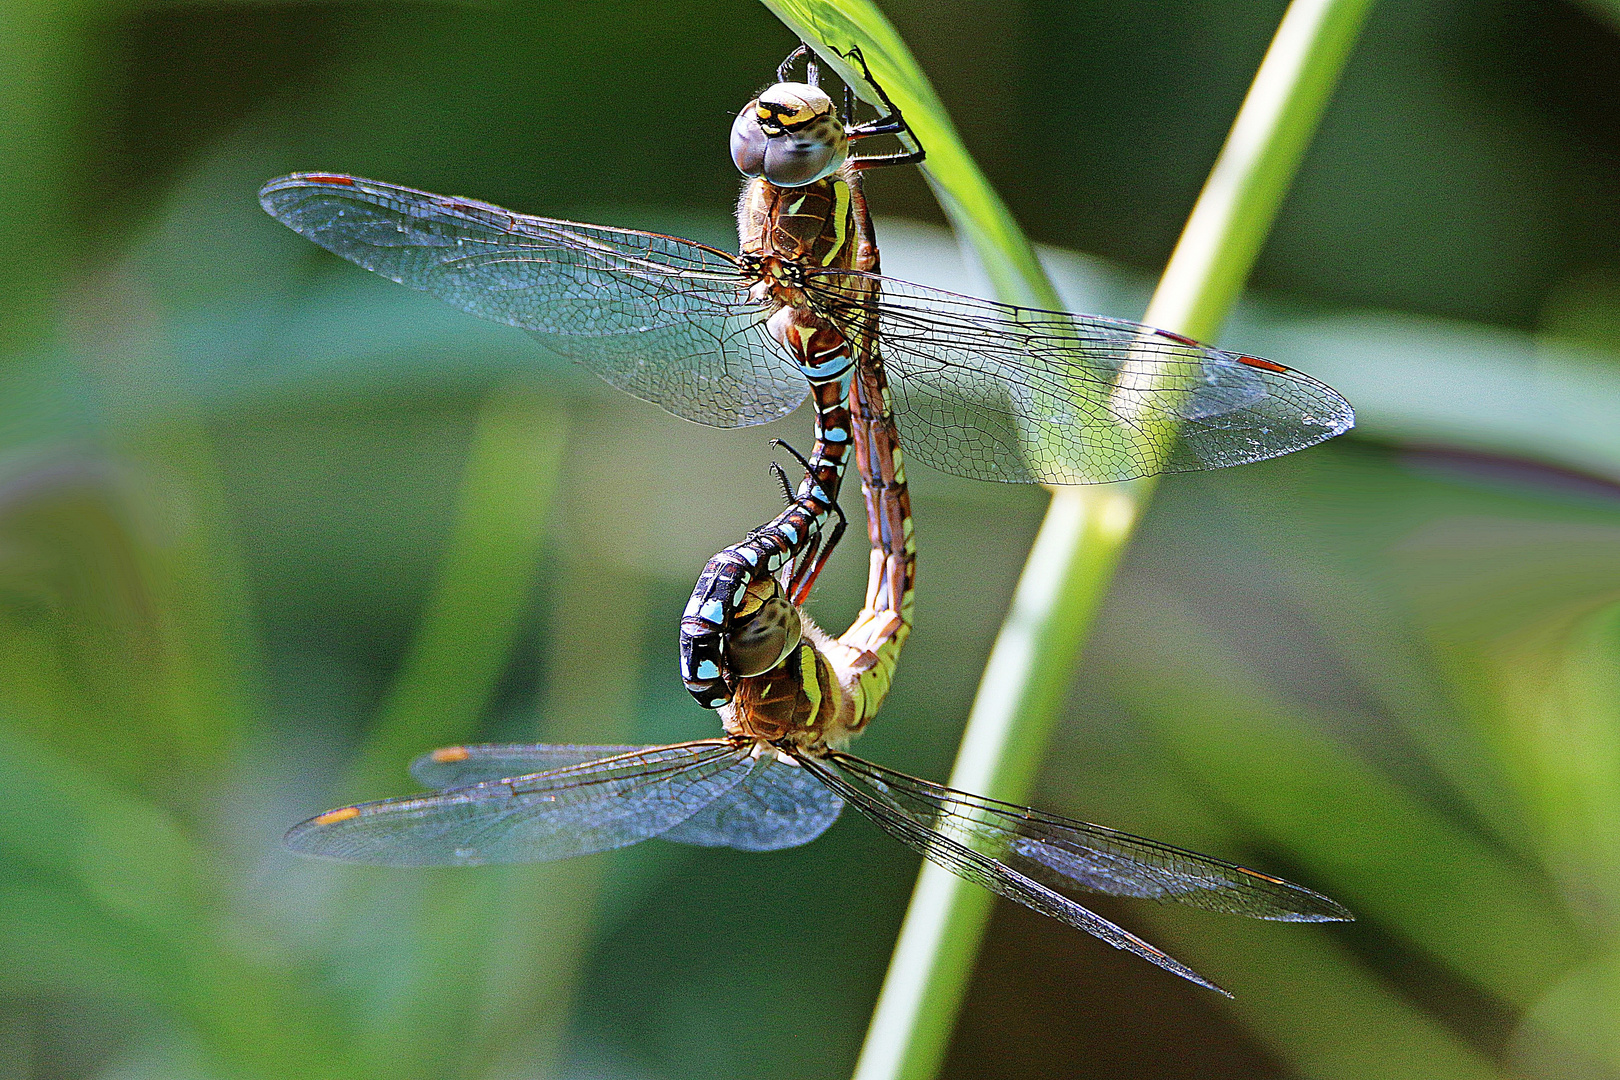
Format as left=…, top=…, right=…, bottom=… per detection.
left=725, top=577, right=803, bottom=678
left=731, top=82, right=849, bottom=186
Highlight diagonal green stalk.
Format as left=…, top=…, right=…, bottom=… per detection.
left=346, top=386, right=567, bottom=802
left=761, top=1, right=1374, bottom=1077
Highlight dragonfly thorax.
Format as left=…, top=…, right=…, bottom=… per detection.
left=730, top=82, right=849, bottom=186
left=737, top=175, right=855, bottom=277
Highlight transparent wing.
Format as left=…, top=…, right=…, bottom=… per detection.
left=411, top=743, right=842, bottom=852
left=826, top=753, right=1351, bottom=922
left=790, top=753, right=1226, bottom=994
left=660, top=754, right=843, bottom=851
left=260, top=174, right=807, bottom=427
left=410, top=743, right=657, bottom=789
left=804, top=270, right=1354, bottom=484
left=285, top=741, right=752, bottom=866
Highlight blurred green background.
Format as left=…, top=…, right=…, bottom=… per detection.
left=6, top=0, right=1620, bottom=1077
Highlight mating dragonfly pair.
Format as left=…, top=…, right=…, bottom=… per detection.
left=268, top=44, right=1353, bottom=994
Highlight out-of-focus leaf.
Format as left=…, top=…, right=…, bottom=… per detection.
left=33, top=263, right=267, bottom=819
left=346, top=386, right=567, bottom=802
left=0, top=11, right=84, bottom=350
left=1184, top=456, right=1545, bottom=859
left=1244, top=312, right=1620, bottom=478
left=1397, top=520, right=1620, bottom=925
left=1099, top=588, right=1581, bottom=1009
left=0, top=880, right=169, bottom=1003
left=0, top=456, right=249, bottom=814
left=1572, top=0, right=1620, bottom=37
left=1143, top=913, right=1507, bottom=1080
left=171, top=277, right=572, bottom=413
left=0, top=721, right=364, bottom=1078
left=1514, top=951, right=1620, bottom=1079
left=0, top=721, right=207, bottom=935
left=1541, top=267, right=1620, bottom=357
left=309, top=552, right=654, bottom=1080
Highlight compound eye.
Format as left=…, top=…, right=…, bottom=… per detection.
left=726, top=579, right=803, bottom=677
left=759, top=113, right=848, bottom=186
left=730, top=103, right=768, bottom=177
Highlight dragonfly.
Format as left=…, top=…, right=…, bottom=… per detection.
left=259, top=45, right=1355, bottom=711
left=280, top=46, right=1350, bottom=990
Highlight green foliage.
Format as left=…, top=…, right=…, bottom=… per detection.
left=2, top=2, right=1620, bottom=1080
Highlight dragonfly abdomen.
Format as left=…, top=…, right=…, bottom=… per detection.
left=833, top=177, right=914, bottom=732
left=678, top=174, right=865, bottom=708
left=678, top=368, right=854, bottom=706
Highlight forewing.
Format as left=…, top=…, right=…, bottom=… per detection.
left=260, top=174, right=807, bottom=426
left=793, top=753, right=1226, bottom=994
left=286, top=742, right=751, bottom=866
left=410, top=743, right=660, bottom=789
left=660, top=754, right=843, bottom=851
left=828, top=754, right=1351, bottom=922
left=804, top=270, right=1353, bottom=483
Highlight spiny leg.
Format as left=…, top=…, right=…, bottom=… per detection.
left=838, top=45, right=927, bottom=169
left=772, top=437, right=849, bottom=604
left=777, top=43, right=819, bottom=85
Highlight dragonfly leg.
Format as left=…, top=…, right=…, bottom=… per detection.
left=789, top=511, right=846, bottom=606
left=838, top=45, right=927, bottom=168
left=769, top=460, right=796, bottom=504
left=777, top=43, right=819, bottom=85
left=770, top=437, right=849, bottom=604
left=849, top=149, right=928, bottom=170
left=766, top=449, right=849, bottom=597
left=771, top=435, right=824, bottom=485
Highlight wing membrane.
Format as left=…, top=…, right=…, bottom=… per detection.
left=411, top=743, right=842, bottom=852
left=792, top=752, right=1228, bottom=993
left=410, top=743, right=656, bottom=789
left=660, top=754, right=842, bottom=850
left=259, top=174, right=806, bottom=426
left=805, top=270, right=1354, bottom=484
left=827, top=754, right=1350, bottom=922
left=285, top=741, right=751, bottom=866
